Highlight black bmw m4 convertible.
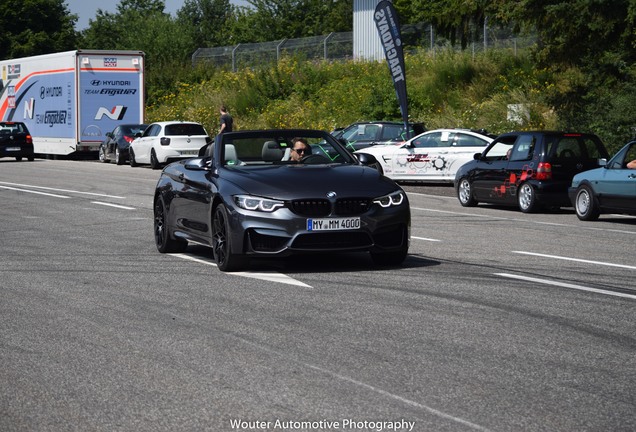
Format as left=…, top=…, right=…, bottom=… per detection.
left=153, top=129, right=410, bottom=271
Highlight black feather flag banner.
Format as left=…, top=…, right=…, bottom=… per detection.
left=374, top=1, right=410, bottom=138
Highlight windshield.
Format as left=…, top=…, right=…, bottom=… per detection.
left=217, top=130, right=357, bottom=167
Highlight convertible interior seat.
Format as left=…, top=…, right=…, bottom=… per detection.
left=262, top=141, right=283, bottom=162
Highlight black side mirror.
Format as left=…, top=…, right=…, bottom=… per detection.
left=473, top=153, right=482, bottom=160
left=184, top=158, right=209, bottom=171
left=356, top=152, right=378, bottom=166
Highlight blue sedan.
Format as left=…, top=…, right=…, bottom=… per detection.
left=568, top=141, right=636, bottom=220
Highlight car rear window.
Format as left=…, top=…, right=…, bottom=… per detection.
left=546, top=135, right=607, bottom=159
left=165, top=123, right=206, bottom=136
left=0, top=122, right=27, bottom=134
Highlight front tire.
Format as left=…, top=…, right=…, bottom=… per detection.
left=574, top=185, right=600, bottom=221
left=212, top=204, right=247, bottom=272
left=154, top=196, right=187, bottom=253
left=99, top=147, right=108, bottom=163
left=457, top=177, right=477, bottom=207
left=129, top=148, right=138, bottom=167
left=518, top=182, right=539, bottom=213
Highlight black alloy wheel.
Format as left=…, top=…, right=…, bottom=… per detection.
left=212, top=204, right=246, bottom=272
left=154, top=196, right=187, bottom=253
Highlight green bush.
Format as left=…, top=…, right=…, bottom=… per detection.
left=145, top=49, right=636, bottom=152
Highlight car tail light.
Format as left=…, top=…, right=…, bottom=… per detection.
left=124, top=135, right=134, bottom=143
left=535, top=162, right=552, bottom=180
left=26, top=134, right=33, bottom=144
left=160, top=137, right=171, bottom=146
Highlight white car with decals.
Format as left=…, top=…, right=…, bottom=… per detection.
left=355, top=129, right=494, bottom=183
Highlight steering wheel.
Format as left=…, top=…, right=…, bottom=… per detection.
left=300, top=154, right=330, bottom=164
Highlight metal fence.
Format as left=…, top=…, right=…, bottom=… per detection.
left=191, top=24, right=535, bottom=71
left=192, top=32, right=354, bottom=70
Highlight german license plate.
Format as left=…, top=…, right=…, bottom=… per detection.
left=181, top=150, right=198, bottom=155
left=6, top=147, right=20, bottom=151
left=307, top=217, right=360, bottom=231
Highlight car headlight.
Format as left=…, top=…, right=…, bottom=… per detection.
left=373, top=191, right=404, bottom=208
left=234, top=195, right=284, bottom=212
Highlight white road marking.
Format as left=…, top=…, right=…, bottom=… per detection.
left=173, top=253, right=312, bottom=288
left=495, top=273, right=636, bottom=300
left=513, top=251, right=636, bottom=271
left=0, top=185, right=70, bottom=198
left=413, top=236, right=441, bottom=242
left=91, top=201, right=136, bottom=210
left=238, top=339, right=491, bottom=431
left=411, top=206, right=636, bottom=235
left=0, top=181, right=125, bottom=199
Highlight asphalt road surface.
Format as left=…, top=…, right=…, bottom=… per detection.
left=1, top=159, right=635, bottom=432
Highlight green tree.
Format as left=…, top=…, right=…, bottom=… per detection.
left=0, top=0, right=78, bottom=59
left=229, top=0, right=352, bottom=43
left=80, top=0, right=196, bottom=104
left=176, top=0, right=235, bottom=48
left=393, top=0, right=496, bottom=48
left=492, top=0, right=636, bottom=74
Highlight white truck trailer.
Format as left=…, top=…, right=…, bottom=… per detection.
left=0, top=50, right=145, bottom=155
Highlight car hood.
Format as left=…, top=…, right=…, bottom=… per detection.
left=221, top=164, right=400, bottom=199
left=354, top=145, right=402, bottom=156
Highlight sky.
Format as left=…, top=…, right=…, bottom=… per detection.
left=65, top=0, right=249, bottom=30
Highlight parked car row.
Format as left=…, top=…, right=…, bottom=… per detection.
left=99, top=121, right=211, bottom=170
left=5, top=117, right=634, bottom=272
left=453, top=130, right=636, bottom=220
left=95, top=120, right=634, bottom=222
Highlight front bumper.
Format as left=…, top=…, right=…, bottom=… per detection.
left=226, top=201, right=410, bottom=257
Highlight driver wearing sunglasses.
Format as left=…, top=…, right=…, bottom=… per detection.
left=290, top=137, right=311, bottom=162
